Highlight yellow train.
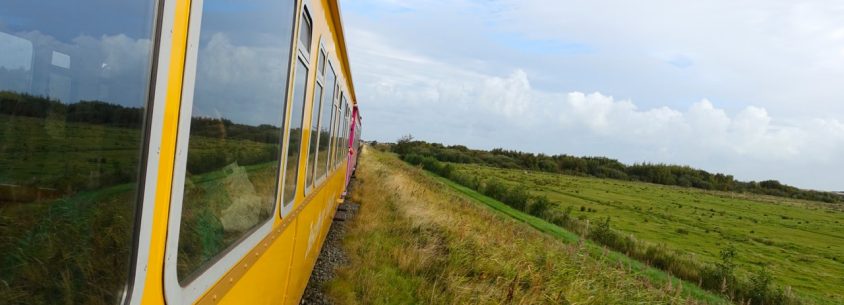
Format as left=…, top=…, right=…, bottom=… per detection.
left=0, top=0, right=361, bottom=304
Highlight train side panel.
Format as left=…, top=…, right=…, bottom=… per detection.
left=180, top=0, right=357, bottom=304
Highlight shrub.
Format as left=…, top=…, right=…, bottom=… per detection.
left=482, top=179, right=507, bottom=200
left=527, top=195, right=551, bottom=218
left=589, top=217, right=615, bottom=246
left=501, top=186, right=529, bottom=211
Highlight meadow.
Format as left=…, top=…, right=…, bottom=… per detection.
left=326, top=147, right=727, bottom=304
left=450, top=163, right=844, bottom=304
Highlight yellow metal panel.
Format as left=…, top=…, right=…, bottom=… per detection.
left=215, top=226, right=296, bottom=304
left=140, top=0, right=191, bottom=303
left=285, top=166, right=346, bottom=305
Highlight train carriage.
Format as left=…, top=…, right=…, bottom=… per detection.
left=0, top=0, right=361, bottom=304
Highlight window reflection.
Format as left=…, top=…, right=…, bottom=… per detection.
left=0, top=1, right=156, bottom=304
left=282, top=59, right=309, bottom=206
left=176, top=0, right=296, bottom=282
left=306, top=82, right=323, bottom=187
left=316, top=65, right=336, bottom=180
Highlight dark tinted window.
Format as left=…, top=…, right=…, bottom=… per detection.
left=282, top=59, right=308, bottom=206
left=176, top=0, right=296, bottom=282
left=316, top=65, right=336, bottom=179
left=337, top=97, right=347, bottom=163
left=281, top=10, right=314, bottom=206
left=317, top=49, right=326, bottom=76
left=298, top=11, right=312, bottom=54
left=306, top=82, right=322, bottom=187
left=0, top=1, right=157, bottom=303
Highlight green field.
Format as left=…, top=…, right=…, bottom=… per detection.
left=452, top=163, right=844, bottom=303
left=327, top=147, right=725, bottom=304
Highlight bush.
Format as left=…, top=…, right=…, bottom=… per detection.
left=482, top=179, right=507, bottom=200
left=501, top=186, right=530, bottom=211
left=528, top=195, right=551, bottom=217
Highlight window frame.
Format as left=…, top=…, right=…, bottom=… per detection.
left=280, top=4, right=314, bottom=209
left=304, top=40, right=328, bottom=194
left=313, top=55, right=339, bottom=186
left=330, top=90, right=342, bottom=169
left=162, top=0, right=300, bottom=303
left=344, top=103, right=350, bottom=157
left=327, top=85, right=337, bottom=170
left=125, top=0, right=169, bottom=304
left=336, top=95, right=347, bottom=165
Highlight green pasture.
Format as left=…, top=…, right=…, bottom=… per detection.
left=453, top=164, right=844, bottom=303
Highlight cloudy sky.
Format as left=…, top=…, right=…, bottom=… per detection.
left=340, top=0, right=844, bottom=191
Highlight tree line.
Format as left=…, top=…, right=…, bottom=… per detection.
left=391, top=136, right=842, bottom=204
left=1, top=91, right=145, bottom=128
left=1, top=91, right=282, bottom=144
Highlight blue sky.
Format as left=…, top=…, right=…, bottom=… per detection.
left=339, top=0, right=844, bottom=191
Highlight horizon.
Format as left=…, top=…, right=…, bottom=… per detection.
left=341, top=0, right=844, bottom=191
left=379, top=135, right=844, bottom=193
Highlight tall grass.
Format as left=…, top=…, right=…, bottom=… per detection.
left=326, top=146, right=713, bottom=305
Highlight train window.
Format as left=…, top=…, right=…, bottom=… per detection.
left=281, top=7, right=314, bottom=206
left=340, top=105, right=345, bottom=163
left=338, top=97, right=348, bottom=163
left=344, top=108, right=348, bottom=153
left=346, top=105, right=350, bottom=146
left=316, top=64, right=337, bottom=179
left=0, top=1, right=158, bottom=303
left=328, top=88, right=337, bottom=169
left=174, top=0, right=296, bottom=283
left=344, top=104, right=350, bottom=160
left=299, top=10, right=313, bottom=54
left=306, top=82, right=323, bottom=188
left=331, top=93, right=342, bottom=167
left=283, top=58, right=308, bottom=206
left=317, top=49, right=326, bottom=77
left=306, top=46, right=326, bottom=189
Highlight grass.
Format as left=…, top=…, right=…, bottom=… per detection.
left=429, top=173, right=726, bottom=304
left=326, top=146, right=726, bottom=304
left=451, top=163, right=844, bottom=304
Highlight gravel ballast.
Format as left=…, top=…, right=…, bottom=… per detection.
left=300, top=200, right=360, bottom=305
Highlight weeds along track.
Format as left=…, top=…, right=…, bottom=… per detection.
left=324, top=146, right=724, bottom=305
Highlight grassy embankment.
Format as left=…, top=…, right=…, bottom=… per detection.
left=326, top=146, right=727, bottom=305
left=451, top=164, right=844, bottom=304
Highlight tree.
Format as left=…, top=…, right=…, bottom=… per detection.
left=394, top=134, right=415, bottom=155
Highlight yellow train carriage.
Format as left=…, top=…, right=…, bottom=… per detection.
left=0, top=0, right=360, bottom=304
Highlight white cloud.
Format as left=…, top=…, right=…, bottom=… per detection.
left=192, top=33, right=289, bottom=126
left=0, top=31, right=154, bottom=106
left=343, top=0, right=844, bottom=190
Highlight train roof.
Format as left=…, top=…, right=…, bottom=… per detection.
left=328, top=0, right=357, bottom=107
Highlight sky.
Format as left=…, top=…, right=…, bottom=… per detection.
left=339, top=0, right=844, bottom=191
